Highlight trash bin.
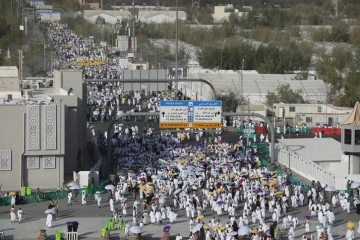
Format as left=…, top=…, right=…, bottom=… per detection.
left=55, top=230, right=62, bottom=240
left=26, top=187, right=32, bottom=196
left=101, top=227, right=107, bottom=237
left=72, top=221, right=79, bottom=232
left=20, top=187, right=27, bottom=196
left=356, top=204, right=360, bottom=214
left=66, top=222, right=73, bottom=232
left=106, top=220, right=114, bottom=231
left=38, top=229, right=47, bottom=239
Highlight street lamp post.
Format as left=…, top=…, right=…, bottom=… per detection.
left=241, top=59, right=244, bottom=97
left=43, top=38, right=46, bottom=73
left=175, top=0, right=179, bottom=89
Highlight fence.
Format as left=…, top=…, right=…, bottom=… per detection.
left=66, top=232, right=78, bottom=240
left=276, top=144, right=336, bottom=188
left=251, top=142, right=270, bottom=166
left=257, top=143, right=312, bottom=194
left=235, top=126, right=311, bottom=135
left=0, top=179, right=111, bottom=207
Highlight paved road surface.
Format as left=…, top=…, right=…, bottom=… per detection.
left=1, top=189, right=360, bottom=239
left=0, top=122, right=349, bottom=239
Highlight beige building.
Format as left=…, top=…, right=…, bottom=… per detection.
left=79, top=0, right=100, bottom=10
left=0, top=68, right=87, bottom=191
left=212, top=5, right=242, bottom=23
left=128, top=61, right=149, bottom=70
left=273, top=103, right=352, bottom=127
left=83, top=10, right=131, bottom=24
left=0, top=66, right=21, bottom=93
left=276, top=138, right=359, bottom=190
left=138, top=10, right=187, bottom=24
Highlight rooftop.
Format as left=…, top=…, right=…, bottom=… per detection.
left=278, top=138, right=342, bottom=162
left=0, top=79, right=57, bottom=105
left=188, top=69, right=328, bottom=102
left=0, top=66, right=18, bottom=78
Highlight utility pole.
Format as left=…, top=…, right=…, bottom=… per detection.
left=43, top=38, right=46, bottom=73
left=241, top=59, right=244, bottom=98
left=133, top=1, right=136, bottom=58
left=19, top=0, right=25, bottom=84
left=175, top=0, right=179, bottom=90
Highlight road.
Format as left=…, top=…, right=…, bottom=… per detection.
left=0, top=188, right=359, bottom=239
left=0, top=121, right=347, bottom=239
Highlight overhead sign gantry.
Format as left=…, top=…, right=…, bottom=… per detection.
left=159, top=100, right=222, bottom=129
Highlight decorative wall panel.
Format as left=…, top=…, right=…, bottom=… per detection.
left=44, top=105, right=57, bottom=150
left=43, top=156, right=56, bottom=169
left=27, top=105, right=40, bottom=150
left=26, top=156, right=39, bottom=169
left=0, top=150, right=11, bottom=170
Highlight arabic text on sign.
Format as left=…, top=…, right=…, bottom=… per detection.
left=195, top=117, right=215, bottom=121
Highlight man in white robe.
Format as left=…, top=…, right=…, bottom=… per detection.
left=46, top=212, right=53, bottom=228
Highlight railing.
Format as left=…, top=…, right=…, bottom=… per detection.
left=0, top=179, right=111, bottom=207
left=276, top=145, right=336, bottom=188
left=235, top=126, right=312, bottom=135
left=257, top=144, right=312, bottom=193
left=66, top=232, right=78, bottom=240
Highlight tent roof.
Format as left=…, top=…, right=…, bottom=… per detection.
left=341, top=101, right=360, bottom=125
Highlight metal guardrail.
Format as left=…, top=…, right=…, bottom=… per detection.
left=0, top=179, right=111, bottom=207
left=277, top=145, right=336, bottom=188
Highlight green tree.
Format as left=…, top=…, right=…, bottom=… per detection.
left=265, top=91, right=279, bottom=107
left=315, top=46, right=352, bottom=92
left=95, top=16, right=106, bottom=25
left=265, top=84, right=304, bottom=106
left=349, top=26, right=360, bottom=47
left=217, top=91, right=247, bottom=112
left=45, top=0, right=80, bottom=11
left=335, top=68, right=360, bottom=107
left=330, top=21, right=349, bottom=42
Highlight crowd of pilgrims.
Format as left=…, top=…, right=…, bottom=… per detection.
left=89, top=123, right=360, bottom=240
left=42, top=21, right=182, bottom=124
left=40, top=21, right=359, bottom=240
left=44, top=21, right=121, bottom=79
left=86, top=83, right=169, bottom=122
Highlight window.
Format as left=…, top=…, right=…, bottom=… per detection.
left=289, top=107, right=295, bottom=112
left=318, top=106, right=321, bottom=113
left=355, top=130, right=360, bottom=145
left=345, top=129, right=352, bottom=144
left=306, top=117, right=312, bottom=123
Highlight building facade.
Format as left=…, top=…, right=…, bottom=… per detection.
left=0, top=69, right=86, bottom=191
